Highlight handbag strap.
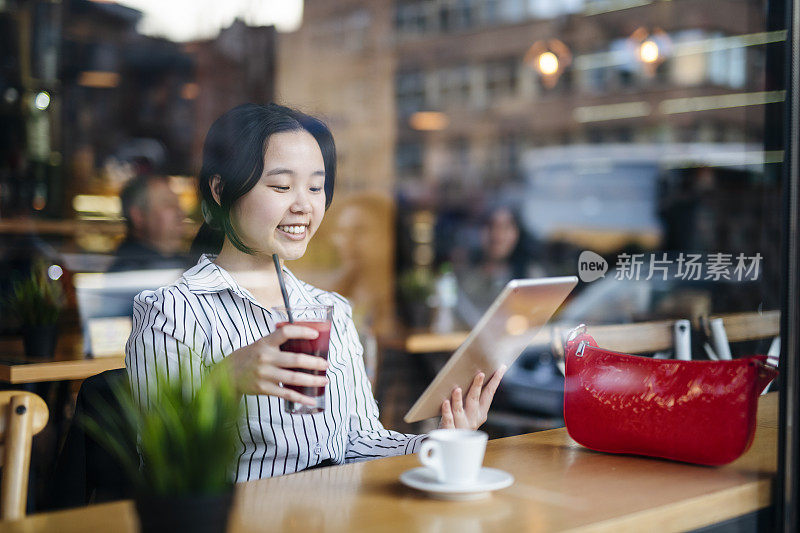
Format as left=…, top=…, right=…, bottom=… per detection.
left=565, top=324, right=587, bottom=343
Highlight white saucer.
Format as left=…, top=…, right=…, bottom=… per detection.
left=399, top=467, right=514, bottom=501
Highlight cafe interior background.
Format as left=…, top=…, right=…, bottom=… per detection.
left=0, top=0, right=798, bottom=526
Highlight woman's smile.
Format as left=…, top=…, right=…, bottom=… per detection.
left=277, top=224, right=309, bottom=240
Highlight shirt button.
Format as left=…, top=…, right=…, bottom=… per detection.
left=314, top=444, right=323, bottom=455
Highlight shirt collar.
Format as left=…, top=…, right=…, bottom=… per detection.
left=181, top=254, right=310, bottom=309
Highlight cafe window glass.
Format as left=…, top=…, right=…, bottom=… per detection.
left=389, top=0, right=788, bottom=461
left=0, top=0, right=795, bottom=526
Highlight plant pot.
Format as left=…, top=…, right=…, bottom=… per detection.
left=135, top=490, right=234, bottom=533
left=21, top=324, right=58, bottom=359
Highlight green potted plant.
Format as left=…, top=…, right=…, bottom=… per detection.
left=5, top=261, right=64, bottom=358
left=82, top=364, right=242, bottom=533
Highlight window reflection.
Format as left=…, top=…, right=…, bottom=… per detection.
left=0, top=0, right=786, bottom=484
left=0, top=4, right=782, bottom=331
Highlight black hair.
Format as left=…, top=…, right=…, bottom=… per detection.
left=474, top=205, right=540, bottom=279
left=191, top=103, right=336, bottom=256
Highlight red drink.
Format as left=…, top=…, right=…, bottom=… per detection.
left=273, top=305, right=333, bottom=415
left=278, top=320, right=331, bottom=412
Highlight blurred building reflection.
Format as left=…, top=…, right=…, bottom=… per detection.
left=279, top=0, right=780, bottom=321
left=61, top=0, right=193, bottom=214
left=0, top=0, right=280, bottom=342
left=0, top=0, right=275, bottom=252
left=185, top=20, right=276, bottom=170
left=0, top=0, right=784, bottom=328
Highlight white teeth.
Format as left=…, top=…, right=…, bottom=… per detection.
left=279, top=225, right=306, bottom=235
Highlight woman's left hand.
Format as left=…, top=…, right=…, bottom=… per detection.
left=438, top=366, right=507, bottom=430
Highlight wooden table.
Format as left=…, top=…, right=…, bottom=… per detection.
left=0, top=332, right=124, bottom=384
left=402, top=331, right=469, bottom=354
left=5, top=393, right=778, bottom=532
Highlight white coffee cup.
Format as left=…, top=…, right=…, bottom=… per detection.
left=419, top=429, right=488, bottom=485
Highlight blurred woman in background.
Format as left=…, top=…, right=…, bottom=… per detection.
left=455, top=205, right=543, bottom=327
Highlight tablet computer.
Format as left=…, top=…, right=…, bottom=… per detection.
left=404, top=276, right=578, bottom=423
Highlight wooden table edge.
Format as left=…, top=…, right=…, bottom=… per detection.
left=2, top=356, right=125, bottom=384
left=4, top=500, right=136, bottom=530
left=566, top=476, right=773, bottom=533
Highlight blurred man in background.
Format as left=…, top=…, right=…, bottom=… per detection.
left=108, top=174, right=191, bottom=272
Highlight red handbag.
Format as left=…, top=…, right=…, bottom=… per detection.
left=563, top=326, right=778, bottom=466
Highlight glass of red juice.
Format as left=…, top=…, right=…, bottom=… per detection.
left=272, top=305, right=333, bottom=414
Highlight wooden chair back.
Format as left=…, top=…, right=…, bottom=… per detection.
left=553, top=320, right=677, bottom=358
left=586, top=320, right=677, bottom=354
left=701, top=310, right=780, bottom=343
left=0, top=391, right=49, bottom=521
left=555, top=311, right=780, bottom=361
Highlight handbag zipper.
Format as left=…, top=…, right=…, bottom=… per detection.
left=576, top=340, right=587, bottom=357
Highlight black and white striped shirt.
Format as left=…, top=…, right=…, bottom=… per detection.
left=125, top=255, right=425, bottom=481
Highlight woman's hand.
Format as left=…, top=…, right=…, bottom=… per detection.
left=222, top=324, right=329, bottom=405
left=438, top=366, right=507, bottom=430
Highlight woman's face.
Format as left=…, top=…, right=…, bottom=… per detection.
left=229, top=130, right=327, bottom=261
left=484, top=208, right=519, bottom=261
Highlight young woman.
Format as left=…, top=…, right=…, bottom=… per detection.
left=125, top=103, right=505, bottom=481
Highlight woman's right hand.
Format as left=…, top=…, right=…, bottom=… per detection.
left=222, top=324, right=329, bottom=405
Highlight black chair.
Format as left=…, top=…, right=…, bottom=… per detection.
left=48, top=369, right=132, bottom=509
